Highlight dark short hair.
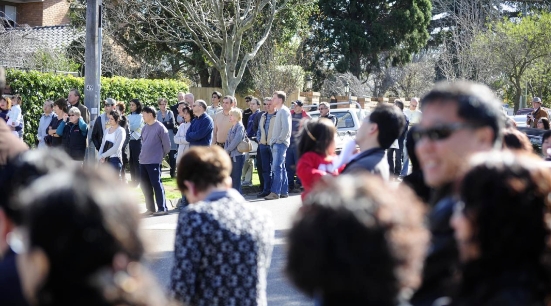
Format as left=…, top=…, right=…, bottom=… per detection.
left=459, top=152, right=551, bottom=303
left=286, top=174, right=428, bottom=304
left=421, top=81, right=504, bottom=148
left=15, top=167, right=155, bottom=305
left=502, top=128, right=533, bottom=152
left=130, top=99, right=142, bottom=113
left=274, top=91, right=286, bottom=103
left=539, top=117, right=550, bottom=130
left=177, top=146, right=231, bottom=193
left=53, top=98, right=68, bottom=113
left=109, top=110, right=121, bottom=124
left=141, top=105, right=156, bottom=117
left=394, top=100, right=404, bottom=110
left=181, top=105, right=195, bottom=120
left=70, top=89, right=80, bottom=99
left=297, top=118, right=336, bottom=158
left=223, top=95, right=235, bottom=104
left=369, top=104, right=406, bottom=149
left=245, top=95, right=253, bottom=101
left=212, top=91, right=222, bottom=99
left=0, top=149, right=74, bottom=224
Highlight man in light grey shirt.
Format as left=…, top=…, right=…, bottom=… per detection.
left=37, top=100, right=56, bottom=148
left=265, top=91, right=291, bottom=200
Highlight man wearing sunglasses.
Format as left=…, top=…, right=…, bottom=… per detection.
left=341, top=103, right=405, bottom=179
left=410, top=81, right=504, bottom=306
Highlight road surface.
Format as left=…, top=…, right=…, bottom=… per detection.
left=139, top=193, right=314, bottom=305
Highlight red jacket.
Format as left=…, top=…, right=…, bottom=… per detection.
left=297, top=151, right=342, bottom=200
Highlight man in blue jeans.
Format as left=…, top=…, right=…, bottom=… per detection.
left=140, top=106, right=171, bottom=216
left=265, top=91, right=292, bottom=200
left=256, top=98, right=276, bottom=198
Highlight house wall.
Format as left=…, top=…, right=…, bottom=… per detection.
left=0, top=0, right=69, bottom=27
left=43, top=0, right=70, bottom=25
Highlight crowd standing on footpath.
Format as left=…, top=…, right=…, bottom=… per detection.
left=4, top=78, right=551, bottom=306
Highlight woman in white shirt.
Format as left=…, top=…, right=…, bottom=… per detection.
left=98, top=110, right=126, bottom=178
left=173, top=103, right=195, bottom=164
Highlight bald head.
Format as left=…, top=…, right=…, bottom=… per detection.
left=409, top=98, right=419, bottom=110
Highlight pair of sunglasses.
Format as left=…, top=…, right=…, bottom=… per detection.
left=412, top=123, right=476, bottom=142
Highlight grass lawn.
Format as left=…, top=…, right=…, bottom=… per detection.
left=130, top=167, right=262, bottom=204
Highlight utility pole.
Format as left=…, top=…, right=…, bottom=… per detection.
left=84, top=0, right=102, bottom=163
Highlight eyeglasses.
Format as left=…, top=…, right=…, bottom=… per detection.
left=159, top=103, right=167, bottom=106
left=412, top=123, right=476, bottom=142
left=69, top=114, right=75, bottom=117
left=319, top=107, right=328, bottom=110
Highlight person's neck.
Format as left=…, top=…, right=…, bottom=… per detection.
left=195, top=111, right=204, bottom=117
left=146, top=119, right=155, bottom=125
left=44, top=111, right=52, bottom=115
left=191, top=184, right=230, bottom=204
left=357, top=138, right=380, bottom=152
left=223, top=110, right=230, bottom=116
left=268, top=111, right=275, bottom=115
left=410, top=107, right=416, bottom=111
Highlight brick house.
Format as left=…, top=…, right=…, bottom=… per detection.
left=0, top=0, right=70, bottom=27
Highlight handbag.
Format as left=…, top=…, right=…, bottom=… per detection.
left=101, top=140, right=114, bottom=154
left=237, top=135, right=253, bottom=153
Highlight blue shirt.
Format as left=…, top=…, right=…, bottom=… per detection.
left=186, top=113, right=214, bottom=146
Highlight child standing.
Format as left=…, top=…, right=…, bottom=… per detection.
left=6, top=95, right=22, bottom=138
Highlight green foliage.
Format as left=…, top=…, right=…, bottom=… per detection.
left=314, top=0, right=432, bottom=78
left=472, top=11, right=551, bottom=111
left=7, top=69, right=188, bottom=147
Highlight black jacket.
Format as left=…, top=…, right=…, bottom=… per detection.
left=91, top=114, right=105, bottom=151
left=0, top=249, right=28, bottom=306
left=62, top=122, right=87, bottom=161
left=252, top=111, right=265, bottom=141
left=243, top=108, right=253, bottom=129
left=46, top=116, right=63, bottom=147
left=411, top=193, right=459, bottom=306
left=321, top=113, right=338, bottom=126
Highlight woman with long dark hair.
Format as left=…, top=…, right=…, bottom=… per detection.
left=452, top=151, right=551, bottom=305
left=12, top=167, right=174, bottom=306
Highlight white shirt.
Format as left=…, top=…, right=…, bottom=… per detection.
left=404, top=108, right=422, bottom=125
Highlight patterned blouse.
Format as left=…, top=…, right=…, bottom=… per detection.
left=170, top=189, right=274, bottom=306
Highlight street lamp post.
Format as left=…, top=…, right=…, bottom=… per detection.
left=344, top=81, right=350, bottom=105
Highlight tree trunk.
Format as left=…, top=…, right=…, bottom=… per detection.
left=513, top=80, right=522, bottom=113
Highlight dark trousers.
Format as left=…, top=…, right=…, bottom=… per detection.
left=140, top=163, right=167, bottom=212
left=129, top=140, right=141, bottom=185
left=285, top=143, right=300, bottom=189
left=256, top=150, right=264, bottom=191
left=258, top=144, right=273, bottom=194
left=387, top=147, right=403, bottom=176
left=121, top=144, right=129, bottom=180
left=107, top=157, right=122, bottom=178
left=168, top=149, right=177, bottom=177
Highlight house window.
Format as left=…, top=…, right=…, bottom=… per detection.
left=4, top=5, right=16, bottom=22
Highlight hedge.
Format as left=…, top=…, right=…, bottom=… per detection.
left=6, top=69, right=189, bottom=147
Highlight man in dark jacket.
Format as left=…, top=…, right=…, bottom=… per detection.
left=67, top=89, right=90, bottom=123
left=319, top=102, right=338, bottom=126
left=410, top=81, right=504, bottom=306
left=91, top=98, right=116, bottom=151
left=341, top=103, right=405, bottom=180
left=387, top=100, right=409, bottom=176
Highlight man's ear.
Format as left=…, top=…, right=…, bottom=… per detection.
left=184, top=181, right=196, bottom=197
left=370, top=122, right=379, bottom=134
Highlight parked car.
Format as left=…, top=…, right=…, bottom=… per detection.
left=509, top=114, right=528, bottom=128
left=516, top=108, right=533, bottom=115
left=307, top=105, right=368, bottom=153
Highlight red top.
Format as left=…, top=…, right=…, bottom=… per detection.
left=296, top=151, right=341, bottom=200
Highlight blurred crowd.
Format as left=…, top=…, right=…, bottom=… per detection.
left=1, top=79, right=551, bottom=306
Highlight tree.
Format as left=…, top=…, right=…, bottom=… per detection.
left=111, top=0, right=296, bottom=96
left=248, top=40, right=304, bottom=98
left=393, top=53, right=436, bottom=98
left=472, top=12, right=551, bottom=112
left=321, top=72, right=370, bottom=97
left=315, top=0, right=432, bottom=79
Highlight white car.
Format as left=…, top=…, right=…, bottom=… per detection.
left=509, top=114, right=528, bottom=128
left=308, top=108, right=368, bottom=153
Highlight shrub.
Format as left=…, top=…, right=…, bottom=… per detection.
left=6, top=69, right=188, bottom=147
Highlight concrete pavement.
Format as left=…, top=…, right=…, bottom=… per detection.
left=139, top=193, right=314, bottom=305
